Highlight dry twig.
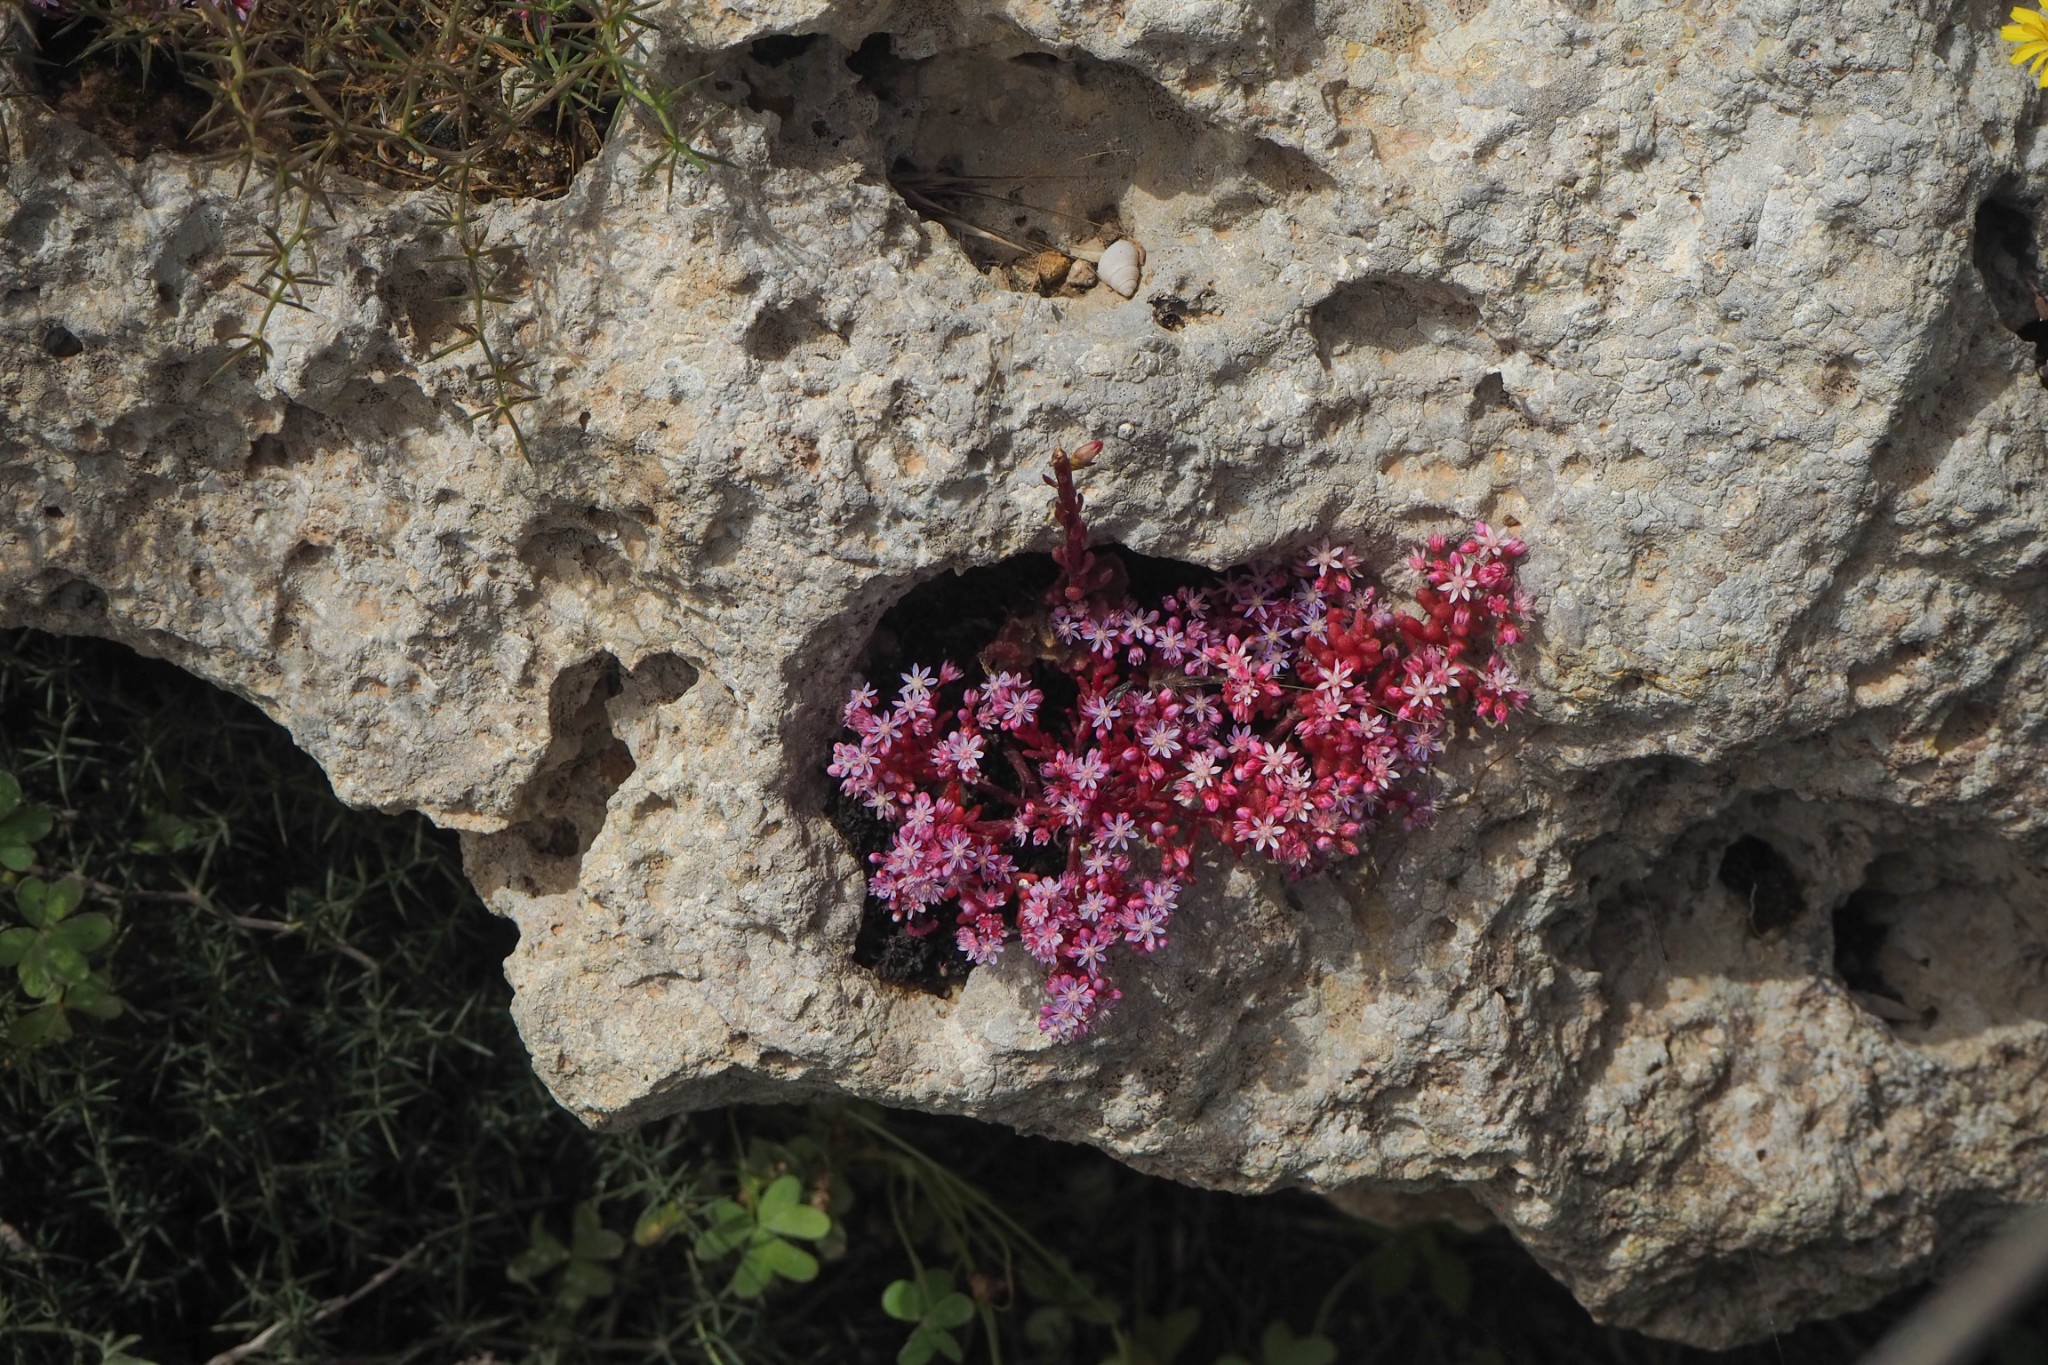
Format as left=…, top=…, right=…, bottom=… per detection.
left=205, top=1241, right=427, bottom=1365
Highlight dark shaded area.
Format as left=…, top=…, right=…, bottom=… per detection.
left=39, top=323, right=84, bottom=358
left=0, top=631, right=529, bottom=1361
left=1834, top=885, right=1900, bottom=999
left=748, top=31, right=820, bottom=68
left=26, top=7, right=212, bottom=157
left=1972, top=197, right=2048, bottom=387
left=1719, top=834, right=1806, bottom=935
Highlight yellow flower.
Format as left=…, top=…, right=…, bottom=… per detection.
left=2003, top=6, right=2048, bottom=87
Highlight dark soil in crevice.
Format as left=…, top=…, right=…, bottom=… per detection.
left=27, top=10, right=212, bottom=157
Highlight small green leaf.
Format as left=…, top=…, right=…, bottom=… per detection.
left=98, top=1336, right=158, bottom=1365
left=45, top=944, right=90, bottom=986
left=0, top=812, right=51, bottom=854
left=0, top=843, right=31, bottom=873
left=43, top=877, right=83, bottom=922
left=883, top=1278, right=928, bottom=1322
left=928, top=1291, right=976, bottom=1331
left=50, top=911, right=112, bottom=955
left=692, top=1199, right=754, bottom=1259
left=0, top=771, right=20, bottom=817
left=560, top=1258, right=617, bottom=1302
left=633, top=1199, right=688, bottom=1247
left=0, top=926, right=32, bottom=967
left=16, top=878, right=51, bottom=928
left=754, top=1235, right=819, bottom=1283
left=898, top=1331, right=938, bottom=1365
left=134, top=812, right=198, bottom=854
left=70, top=988, right=125, bottom=1021
left=0, top=808, right=47, bottom=857
left=728, top=1250, right=775, bottom=1299
left=926, top=1325, right=965, bottom=1363
left=18, top=944, right=54, bottom=999
left=508, top=1216, right=570, bottom=1285
left=8, top=1003, right=69, bottom=1048
left=761, top=1199, right=830, bottom=1241
left=756, top=1173, right=802, bottom=1222
left=571, top=1200, right=624, bottom=1261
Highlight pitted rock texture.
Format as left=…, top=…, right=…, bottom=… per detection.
left=4, top=0, right=2047, bottom=1346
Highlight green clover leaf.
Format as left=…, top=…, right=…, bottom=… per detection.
left=692, top=1198, right=755, bottom=1260
left=66, top=973, right=125, bottom=1021
left=0, top=773, right=52, bottom=873
left=509, top=1201, right=623, bottom=1314
left=697, top=1174, right=835, bottom=1299
left=884, top=1270, right=975, bottom=1365
left=758, top=1172, right=832, bottom=1239
left=4, top=878, right=120, bottom=1033
left=8, top=1002, right=71, bottom=1048
left=507, top=1214, right=571, bottom=1286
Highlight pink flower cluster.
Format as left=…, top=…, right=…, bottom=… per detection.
left=831, top=444, right=1532, bottom=1041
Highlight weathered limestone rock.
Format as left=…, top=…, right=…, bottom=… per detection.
left=4, top=0, right=2046, bottom=1345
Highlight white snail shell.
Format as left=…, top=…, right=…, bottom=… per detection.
left=1098, top=238, right=1145, bottom=298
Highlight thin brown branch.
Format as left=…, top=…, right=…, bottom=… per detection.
left=205, top=1241, right=426, bottom=1365
left=23, top=866, right=380, bottom=973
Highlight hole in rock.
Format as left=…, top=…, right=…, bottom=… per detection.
left=829, top=546, right=1224, bottom=994
left=1831, top=842, right=2048, bottom=1037
left=742, top=299, right=848, bottom=362
left=1311, top=275, right=1481, bottom=366
left=26, top=9, right=211, bottom=158
left=508, top=656, right=635, bottom=873
left=812, top=23, right=1325, bottom=298
left=1468, top=371, right=1512, bottom=420
left=1719, top=835, right=1806, bottom=936
left=41, top=323, right=83, bottom=358
left=40, top=573, right=106, bottom=617
left=515, top=503, right=645, bottom=595
left=1832, top=884, right=1906, bottom=1010
left=1570, top=786, right=2048, bottom=1051
left=1971, top=196, right=2048, bottom=386
left=848, top=34, right=1138, bottom=296
left=749, top=32, right=820, bottom=68
left=1151, top=289, right=1220, bottom=332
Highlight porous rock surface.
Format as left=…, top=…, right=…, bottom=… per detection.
left=4, top=0, right=2047, bottom=1345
